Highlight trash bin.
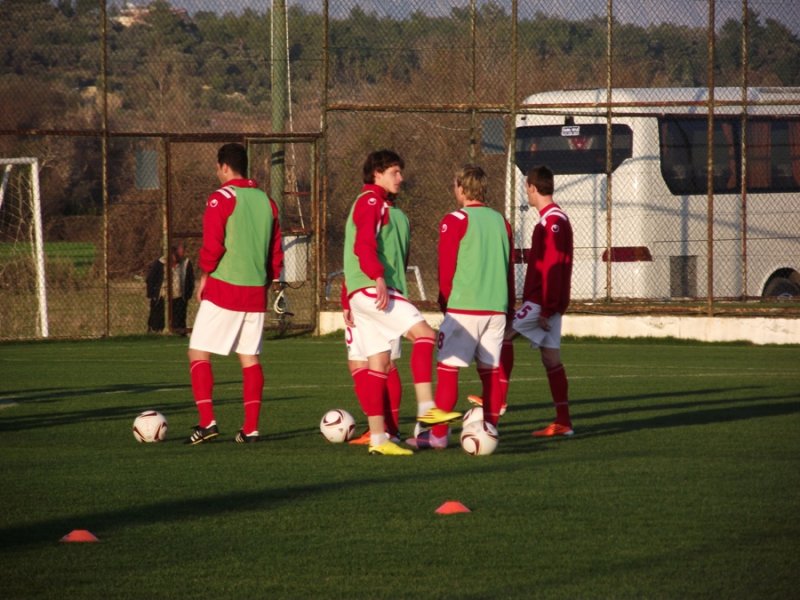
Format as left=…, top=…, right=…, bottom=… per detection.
left=281, top=232, right=310, bottom=282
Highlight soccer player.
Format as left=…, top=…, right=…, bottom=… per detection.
left=343, top=149, right=460, bottom=456
left=342, top=283, right=403, bottom=444
left=407, top=164, right=514, bottom=449
left=185, top=143, right=283, bottom=444
left=504, top=165, right=575, bottom=437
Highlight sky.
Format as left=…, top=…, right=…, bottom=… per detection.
left=121, top=0, right=800, bottom=34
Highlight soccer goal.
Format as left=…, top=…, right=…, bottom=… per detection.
left=0, top=157, right=48, bottom=338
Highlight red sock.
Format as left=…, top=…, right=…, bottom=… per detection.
left=410, top=337, right=435, bottom=384
left=477, top=366, right=492, bottom=403
left=500, top=340, right=514, bottom=402
left=433, top=363, right=459, bottom=437
left=242, top=364, right=264, bottom=434
left=478, top=366, right=501, bottom=426
left=546, top=363, right=571, bottom=427
left=364, top=370, right=388, bottom=417
left=351, top=367, right=370, bottom=417
left=190, top=360, right=215, bottom=427
left=385, top=366, right=402, bottom=435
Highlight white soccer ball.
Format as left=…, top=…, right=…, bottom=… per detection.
left=462, top=406, right=484, bottom=428
left=460, top=421, right=499, bottom=456
left=320, top=409, right=356, bottom=443
left=132, top=410, right=168, bottom=443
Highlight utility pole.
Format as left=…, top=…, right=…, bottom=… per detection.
left=270, top=0, right=287, bottom=210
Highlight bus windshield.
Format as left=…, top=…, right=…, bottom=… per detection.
left=514, top=123, right=633, bottom=175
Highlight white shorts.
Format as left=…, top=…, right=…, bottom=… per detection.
left=511, top=301, right=562, bottom=349
left=437, top=312, right=506, bottom=368
left=189, top=300, right=265, bottom=356
left=348, top=288, right=425, bottom=358
left=346, top=325, right=401, bottom=362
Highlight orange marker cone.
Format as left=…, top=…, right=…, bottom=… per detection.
left=435, top=500, right=471, bottom=515
left=60, top=529, right=100, bottom=543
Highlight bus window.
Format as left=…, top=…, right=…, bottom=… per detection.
left=659, top=117, right=740, bottom=195
left=514, top=124, right=632, bottom=176
left=660, top=115, right=800, bottom=195
left=763, top=119, right=800, bottom=192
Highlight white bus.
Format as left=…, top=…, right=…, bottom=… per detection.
left=507, top=87, right=800, bottom=301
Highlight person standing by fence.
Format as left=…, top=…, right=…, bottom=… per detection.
left=145, top=242, right=194, bottom=334
left=185, top=143, right=283, bottom=445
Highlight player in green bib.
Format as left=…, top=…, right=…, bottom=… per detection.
left=342, top=150, right=461, bottom=456
left=407, top=164, right=514, bottom=450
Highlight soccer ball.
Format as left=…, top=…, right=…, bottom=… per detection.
left=132, top=410, right=168, bottom=443
left=320, top=409, right=356, bottom=443
left=462, top=406, right=484, bottom=428
left=460, top=421, right=499, bottom=456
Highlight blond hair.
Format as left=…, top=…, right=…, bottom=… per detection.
left=455, top=164, right=487, bottom=202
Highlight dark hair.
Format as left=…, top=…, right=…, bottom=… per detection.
left=362, top=149, right=404, bottom=183
left=217, top=143, right=248, bottom=176
left=526, top=165, right=554, bottom=196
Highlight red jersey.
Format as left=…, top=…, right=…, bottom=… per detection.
left=198, top=178, right=283, bottom=312
left=522, top=202, right=573, bottom=318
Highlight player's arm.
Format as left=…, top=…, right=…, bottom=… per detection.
left=504, top=218, right=516, bottom=320
left=437, top=212, right=465, bottom=313
left=197, top=190, right=234, bottom=301
left=341, top=283, right=355, bottom=327
left=540, top=217, right=569, bottom=320
left=351, top=197, right=385, bottom=281
left=195, top=272, right=207, bottom=304
left=352, top=196, right=389, bottom=309
left=265, top=198, right=284, bottom=284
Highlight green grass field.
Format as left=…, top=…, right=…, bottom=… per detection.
left=1, top=335, right=798, bottom=599
left=0, top=242, right=96, bottom=272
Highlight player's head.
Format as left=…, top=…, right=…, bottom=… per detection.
left=526, top=165, right=554, bottom=196
left=217, top=143, right=248, bottom=179
left=363, top=149, right=404, bottom=184
left=454, top=164, right=487, bottom=203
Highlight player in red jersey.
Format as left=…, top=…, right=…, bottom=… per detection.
left=343, top=150, right=460, bottom=456
left=341, top=283, right=403, bottom=444
left=186, top=143, right=284, bottom=444
left=504, top=165, right=574, bottom=437
left=408, top=164, right=514, bottom=449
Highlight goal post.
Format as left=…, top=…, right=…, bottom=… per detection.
left=0, top=157, right=48, bottom=338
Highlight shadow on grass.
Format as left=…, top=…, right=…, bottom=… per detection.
left=493, top=387, right=800, bottom=451
left=575, top=392, right=800, bottom=438
left=0, top=383, right=308, bottom=433
left=0, top=463, right=506, bottom=550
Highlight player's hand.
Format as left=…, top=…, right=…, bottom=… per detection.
left=374, top=277, right=389, bottom=311
left=195, top=273, right=208, bottom=303
left=538, top=315, right=551, bottom=331
left=343, top=309, right=355, bottom=327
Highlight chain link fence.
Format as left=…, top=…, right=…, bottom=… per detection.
left=1, top=0, right=799, bottom=340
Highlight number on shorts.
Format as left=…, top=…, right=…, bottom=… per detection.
left=515, top=304, right=532, bottom=320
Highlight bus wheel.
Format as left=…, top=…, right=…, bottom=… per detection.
left=763, top=276, right=800, bottom=300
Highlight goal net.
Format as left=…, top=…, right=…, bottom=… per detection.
left=0, top=158, right=48, bottom=338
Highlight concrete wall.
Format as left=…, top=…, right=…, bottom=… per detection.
left=318, top=311, right=800, bottom=345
